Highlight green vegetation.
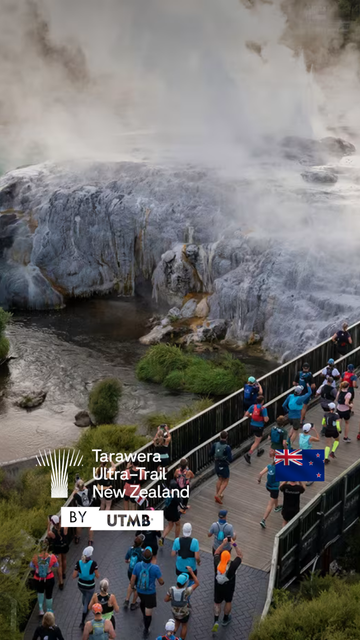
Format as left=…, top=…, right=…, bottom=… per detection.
left=251, top=574, right=360, bottom=640
left=76, top=424, right=147, bottom=477
left=0, top=307, right=11, bottom=360
left=338, top=0, right=360, bottom=22
left=137, top=345, right=247, bottom=396
left=145, top=398, right=214, bottom=434
left=88, top=377, right=122, bottom=425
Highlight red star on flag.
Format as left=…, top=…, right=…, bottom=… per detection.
left=316, top=473, right=321, bottom=478
left=316, top=453, right=320, bottom=457
left=309, top=461, right=313, bottom=465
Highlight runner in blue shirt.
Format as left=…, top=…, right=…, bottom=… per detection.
left=257, top=462, right=282, bottom=529
left=156, top=618, right=180, bottom=640
left=130, top=548, right=164, bottom=638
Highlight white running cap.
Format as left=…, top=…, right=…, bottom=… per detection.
left=83, top=546, right=94, bottom=557
left=51, top=515, right=59, bottom=524
left=302, top=423, right=312, bottom=432
left=183, top=523, right=192, bottom=537
left=165, top=619, right=176, bottom=632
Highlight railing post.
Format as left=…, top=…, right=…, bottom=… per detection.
left=341, top=475, right=348, bottom=533
left=296, top=518, right=303, bottom=579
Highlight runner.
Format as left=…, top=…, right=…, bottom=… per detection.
left=130, top=547, right=164, bottom=638
left=316, top=376, right=337, bottom=416
left=164, top=567, right=199, bottom=640
left=268, top=416, right=288, bottom=457
left=174, top=458, right=194, bottom=507
left=322, top=403, right=341, bottom=464
left=30, top=540, right=59, bottom=616
left=341, top=364, right=358, bottom=401
left=124, top=535, right=145, bottom=609
left=336, top=381, right=353, bottom=442
left=47, top=516, right=69, bottom=591
left=212, top=537, right=243, bottom=631
left=155, top=619, right=179, bottom=640
left=258, top=460, right=282, bottom=528
left=298, top=423, right=320, bottom=486
left=171, top=523, right=200, bottom=579
left=331, top=322, right=352, bottom=357
left=160, top=480, right=187, bottom=546
left=243, top=376, right=263, bottom=413
left=123, top=460, right=146, bottom=511
left=73, top=480, right=93, bottom=546
left=208, top=510, right=236, bottom=556
left=244, top=395, right=268, bottom=463
left=89, top=579, right=119, bottom=629
left=320, top=359, right=340, bottom=382
left=282, top=384, right=312, bottom=444
left=82, top=603, right=115, bottom=640
left=31, top=612, right=64, bottom=640
left=95, top=458, right=117, bottom=511
left=136, top=529, right=161, bottom=561
left=153, top=424, right=171, bottom=470
left=293, top=363, right=316, bottom=421
left=73, top=546, right=99, bottom=630
left=210, top=431, right=233, bottom=504
left=280, top=481, right=306, bottom=526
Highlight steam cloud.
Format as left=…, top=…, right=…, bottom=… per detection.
left=0, top=0, right=358, bottom=171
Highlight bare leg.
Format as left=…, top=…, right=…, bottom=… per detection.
left=174, top=521, right=181, bottom=537
left=282, top=519, right=288, bottom=527
left=263, top=497, right=277, bottom=521
left=88, top=528, right=93, bottom=544
left=301, top=405, right=307, bottom=422
left=57, top=558, right=63, bottom=585
left=345, top=420, right=350, bottom=439
left=105, top=499, right=112, bottom=511
left=224, top=602, right=232, bottom=615
left=131, top=588, right=138, bottom=605
left=180, top=622, right=188, bottom=639
left=249, top=436, right=262, bottom=455
left=62, top=554, right=67, bottom=577
left=215, top=478, right=222, bottom=496
left=162, top=521, right=174, bottom=540
left=219, top=478, right=229, bottom=498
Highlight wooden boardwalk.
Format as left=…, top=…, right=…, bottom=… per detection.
left=182, top=400, right=360, bottom=572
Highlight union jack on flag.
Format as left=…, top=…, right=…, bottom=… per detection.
left=274, top=449, right=325, bottom=482
left=274, top=449, right=303, bottom=467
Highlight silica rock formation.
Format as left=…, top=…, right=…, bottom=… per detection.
left=0, top=136, right=359, bottom=359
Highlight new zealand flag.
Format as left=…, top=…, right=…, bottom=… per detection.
left=274, top=449, right=325, bottom=482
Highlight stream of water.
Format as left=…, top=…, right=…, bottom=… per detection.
left=0, top=295, right=277, bottom=464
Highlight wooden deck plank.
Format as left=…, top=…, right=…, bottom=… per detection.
left=181, top=400, right=360, bottom=571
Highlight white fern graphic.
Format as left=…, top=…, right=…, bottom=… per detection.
left=36, top=449, right=83, bottom=498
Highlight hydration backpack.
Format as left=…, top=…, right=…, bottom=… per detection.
left=128, top=547, right=143, bottom=571
left=343, top=371, right=354, bottom=387
left=251, top=405, right=264, bottom=423
left=244, top=383, right=258, bottom=402
left=176, top=469, right=189, bottom=489
left=178, top=537, right=195, bottom=560
left=137, top=563, right=151, bottom=591
left=37, top=555, right=51, bottom=580
left=214, top=442, right=228, bottom=462
left=90, top=619, right=108, bottom=640
left=78, top=489, right=91, bottom=507
left=215, top=522, right=227, bottom=544
left=338, top=390, right=348, bottom=405
left=270, top=426, right=283, bottom=446
left=170, top=586, right=188, bottom=608
left=337, top=331, right=349, bottom=347
left=216, top=562, right=230, bottom=584
left=321, top=384, right=335, bottom=401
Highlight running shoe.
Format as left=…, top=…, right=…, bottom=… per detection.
left=123, top=599, right=129, bottom=609
left=325, top=459, right=330, bottom=465
left=244, top=453, right=251, bottom=464
left=357, top=433, right=360, bottom=441
left=343, top=437, right=352, bottom=443
left=211, top=622, right=219, bottom=632
left=39, top=609, right=44, bottom=616
left=215, top=496, right=223, bottom=504
left=130, top=602, right=138, bottom=611
left=330, top=452, right=336, bottom=459
left=221, top=615, right=232, bottom=627
left=274, top=506, right=282, bottom=512
left=257, top=449, right=265, bottom=457
left=260, top=519, right=266, bottom=529
left=306, top=482, right=314, bottom=487
left=158, top=537, right=164, bottom=547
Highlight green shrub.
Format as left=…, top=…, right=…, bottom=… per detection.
left=0, top=307, right=12, bottom=335
left=251, top=577, right=360, bottom=640
left=339, top=523, right=360, bottom=574
left=137, top=345, right=247, bottom=396
left=88, top=378, right=122, bottom=425
left=76, top=424, right=147, bottom=478
left=0, top=335, right=10, bottom=360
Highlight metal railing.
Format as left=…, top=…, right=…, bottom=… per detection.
left=261, top=455, right=360, bottom=618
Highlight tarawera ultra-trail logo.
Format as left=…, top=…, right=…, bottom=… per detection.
left=36, top=449, right=83, bottom=498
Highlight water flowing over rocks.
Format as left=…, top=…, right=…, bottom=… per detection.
left=0, top=138, right=359, bottom=359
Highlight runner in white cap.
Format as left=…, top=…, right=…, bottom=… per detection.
left=156, top=619, right=179, bottom=640
left=298, top=423, right=319, bottom=486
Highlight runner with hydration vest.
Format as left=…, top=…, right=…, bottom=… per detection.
left=212, top=537, right=243, bottom=631
left=171, top=523, right=200, bottom=578
left=155, top=619, right=180, bottom=640
left=30, top=539, right=59, bottom=616
left=82, top=603, right=115, bottom=640
left=341, top=364, right=358, bottom=401
left=282, top=383, right=312, bottom=444
left=316, top=377, right=337, bottom=418
left=174, top=458, right=194, bottom=507
left=89, top=579, right=119, bottom=629
left=336, top=381, right=353, bottom=442
left=293, top=363, right=316, bottom=421
left=208, top=510, right=236, bottom=556
left=244, top=396, right=269, bottom=464
left=320, top=359, right=340, bottom=382
left=124, top=534, right=145, bottom=610
left=130, top=547, right=164, bottom=638
left=298, top=423, right=320, bottom=486
left=258, top=458, right=283, bottom=529
left=210, top=431, right=233, bottom=504
left=73, top=479, right=93, bottom=546
left=164, top=566, right=200, bottom=640
left=268, top=416, right=288, bottom=457
left=73, top=546, right=99, bottom=630
left=243, top=376, right=263, bottom=412
left=332, top=322, right=352, bottom=357
left=322, top=403, right=341, bottom=464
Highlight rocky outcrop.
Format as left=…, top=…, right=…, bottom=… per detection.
left=74, top=410, right=93, bottom=427
left=0, top=139, right=359, bottom=359
left=15, top=390, right=47, bottom=409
